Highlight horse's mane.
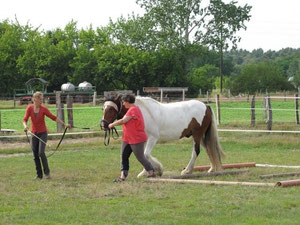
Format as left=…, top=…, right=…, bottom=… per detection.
left=136, top=96, right=160, bottom=105
left=105, top=95, right=160, bottom=105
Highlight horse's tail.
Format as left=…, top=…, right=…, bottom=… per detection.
left=202, top=106, right=225, bottom=171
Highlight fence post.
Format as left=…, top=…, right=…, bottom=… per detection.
left=216, top=94, right=220, bottom=125
left=67, top=94, right=74, bottom=128
left=251, top=95, right=255, bottom=127
left=266, top=94, right=272, bottom=130
left=207, top=91, right=209, bottom=103
left=295, top=94, right=299, bottom=125
left=56, top=91, right=64, bottom=132
left=263, top=96, right=267, bottom=122
left=93, top=91, right=97, bottom=106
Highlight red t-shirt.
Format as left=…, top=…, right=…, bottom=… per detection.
left=122, top=106, right=148, bottom=144
left=23, top=105, right=57, bottom=134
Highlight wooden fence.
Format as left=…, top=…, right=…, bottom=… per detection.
left=214, top=94, right=300, bottom=130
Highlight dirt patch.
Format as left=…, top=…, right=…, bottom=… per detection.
left=0, top=136, right=102, bottom=150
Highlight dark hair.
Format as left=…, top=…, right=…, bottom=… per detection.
left=122, top=94, right=135, bottom=104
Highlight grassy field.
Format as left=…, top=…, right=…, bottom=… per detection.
left=0, top=102, right=102, bottom=133
left=1, top=132, right=300, bottom=225
left=1, top=99, right=300, bottom=224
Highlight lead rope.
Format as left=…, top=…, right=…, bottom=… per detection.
left=104, top=127, right=119, bottom=146
left=47, top=127, right=68, bottom=158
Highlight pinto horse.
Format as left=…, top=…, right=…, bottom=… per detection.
left=101, top=95, right=225, bottom=178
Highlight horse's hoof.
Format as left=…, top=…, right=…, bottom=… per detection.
left=208, top=167, right=216, bottom=173
left=137, top=170, right=147, bottom=178
left=181, top=169, right=192, bottom=175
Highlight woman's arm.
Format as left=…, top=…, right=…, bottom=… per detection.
left=23, top=106, right=30, bottom=132
left=108, top=115, right=133, bottom=129
left=23, top=121, right=28, bottom=132
left=56, top=118, right=71, bottom=128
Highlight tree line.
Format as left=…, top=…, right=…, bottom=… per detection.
left=0, top=0, right=299, bottom=98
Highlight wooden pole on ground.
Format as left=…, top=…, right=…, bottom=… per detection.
left=276, top=179, right=300, bottom=187
left=260, top=172, right=300, bottom=179
left=170, top=170, right=248, bottom=179
left=193, top=162, right=256, bottom=172
left=147, top=178, right=276, bottom=187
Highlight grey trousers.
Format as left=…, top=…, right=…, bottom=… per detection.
left=120, top=141, right=153, bottom=176
left=31, top=132, right=49, bottom=178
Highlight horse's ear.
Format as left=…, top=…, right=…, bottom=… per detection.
left=115, top=95, right=122, bottom=102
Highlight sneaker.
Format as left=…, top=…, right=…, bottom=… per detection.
left=35, top=176, right=42, bottom=180
left=45, top=174, right=51, bottom=179
left=114, top=177, right=125, bottom=183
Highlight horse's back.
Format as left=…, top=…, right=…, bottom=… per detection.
left=137, top=98, right=208, bottom=140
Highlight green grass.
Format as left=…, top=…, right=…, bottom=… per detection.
left=209, top=99, right=300, bottom=130
left=1, top=133, right=300, bottom=225
left=0, top=103, right=103, bottom=133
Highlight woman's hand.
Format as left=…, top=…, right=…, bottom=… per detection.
left=24, top=126, right=28, bottom=132
left=108, top=123, right=114, bottom=129
left=64, top=123, right=71, bottom=128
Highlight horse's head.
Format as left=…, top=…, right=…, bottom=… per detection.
left=100, top=95, right=127, bottom=130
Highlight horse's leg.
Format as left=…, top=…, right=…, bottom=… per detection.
left=137, top=135, right=162, bottom=178
left=181, top=137, right=200, bottom=175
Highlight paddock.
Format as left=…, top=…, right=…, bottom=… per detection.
left=1, top=95, right=300, bottom=224
left=1, top=130, right=300, bottom=224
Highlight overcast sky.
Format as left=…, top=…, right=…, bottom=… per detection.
left=1, top=0, right=300, bottom=51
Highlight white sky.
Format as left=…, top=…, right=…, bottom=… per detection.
left=1, top=0, right=300, bottom=52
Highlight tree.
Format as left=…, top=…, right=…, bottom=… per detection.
left=201, top=0, right=252, bottom=92
left=136, top=0, right=208, bottom=48
left=188, top=64, right=218, bottom=96
left=231, top=62, right=293, bottom=95
left=0, top=20, right=27, bottom=95
left=287, top=58, right=300, bottom=88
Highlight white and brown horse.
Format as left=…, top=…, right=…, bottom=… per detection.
left=101, top=95, right=225, bottom=177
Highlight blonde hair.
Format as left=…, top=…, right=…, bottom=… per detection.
left=32, top=91, right=43, bottom=100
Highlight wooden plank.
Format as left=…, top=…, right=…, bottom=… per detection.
left=276, top=179, right=300, bottom=187
left=260, top=172, right=300, bottom=179
left=193, top=162, right=256, bottom=171
left=169, top=169, right=248, bottom=179
left=147, top=178, right=276, bottom=187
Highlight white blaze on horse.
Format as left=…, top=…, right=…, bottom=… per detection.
left=101, top=96, right=225, bottom=177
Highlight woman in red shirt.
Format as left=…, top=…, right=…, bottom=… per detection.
left=109, top=94, right=154, bottom=182
left=23, top=92, right=70, bottom=179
